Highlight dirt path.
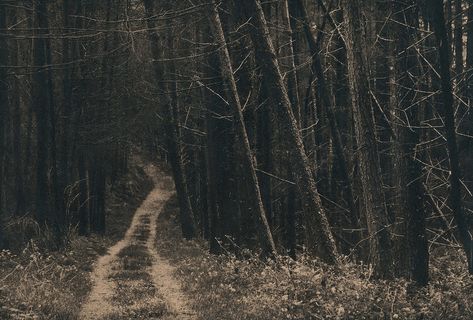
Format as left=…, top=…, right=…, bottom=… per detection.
left=80, top=165, right=196, bottom=320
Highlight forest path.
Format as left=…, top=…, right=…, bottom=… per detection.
left=79, top=164, right=197, bottom=320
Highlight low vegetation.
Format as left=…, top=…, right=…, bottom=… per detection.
left=0, top=164, right=152, bottom=320
left=157, top=196, right=473, bottom=320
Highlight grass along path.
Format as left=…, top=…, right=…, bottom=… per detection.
left=80, top=165, right=196, bottom=320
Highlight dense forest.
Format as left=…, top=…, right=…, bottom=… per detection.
left=1, top=0, right=473, bottom=318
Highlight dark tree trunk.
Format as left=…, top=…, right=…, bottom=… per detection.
left=32, top=0, right=51, bottom=225
left=391, top=0, right=429, bottom=285
left=60, top=0, right=74, bottom=224
left=342, top=0, right=393, bottom=278
left=425, top=0, right=473, bottom=274
left=454, top=0, right=463, bottom=80
left=89, top=152, right=106, bottom=234
left=143, top=0, right=196, bottom=239
left=44, top=20, right=61, bottom=241
left=0, top=4, right=8, bottom=247
left=78, top=150, right=88, bottom=236
left=166, top=33, right=197, bottom=240
left=468, top=0, right=473, bottom=98
left=8, top=10, right=25, bottom=217
left=282, top=0, right=301, bottom=257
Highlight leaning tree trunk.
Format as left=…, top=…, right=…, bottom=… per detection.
left=241, top=0, right=339, bottom=264
left=143, top=0, right=196, bottom=239
left=207, top=0, right=276, bottom=257
left=425, top=0, right=473, bottom=274
left=342, top=0, right=393, bottom=278
left=293, top=0, right=359, bottom=233
left=281, top=0, right=302, bottom=259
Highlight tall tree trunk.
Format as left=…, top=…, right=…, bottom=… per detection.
left=89, top=0, right=113, bottom=235
left=143, top=0, right=196, bottom=239
left=200, top=27, right=225, bottom=253
left=45, top=19, right=61, bottom=242
left=468, top=0, right=473, bottom=99
left=207, top=0, right=276, bottom=256
left=0, top=4, right=9, bottom=247
left=60, top=0, right=74, bottom=224
left=10, top=11, right=24, bottom=216
left=424, top=0, right=473, bottom=274
left=78, top=149, right=88, bottom=235
left=282, top=0, right=301, bottom=257
left=391, top=0, right=429, bottom=285
left=342, top=0, right=393, bottom=277
left=454, top=0, right=463, bottom=80
left=166, top=32, right=197, bottom=240
left=242, top=0, right=339, bottom=264
left=282, top=0, right=301, bottom=125
left=32, top=0, right=51, bottom=225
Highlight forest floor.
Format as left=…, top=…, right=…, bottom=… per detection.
left=2, top=161, right=473, bottom=319
left=80, top=164, right=196, bottom=320
left=156, top=200, right=473, bottom=320
left=0, top=159, right=153, bottom=319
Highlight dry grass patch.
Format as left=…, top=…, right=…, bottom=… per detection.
left=0, top=163, right=154, bottom=320
left=155, top=196, right=473, bottom=320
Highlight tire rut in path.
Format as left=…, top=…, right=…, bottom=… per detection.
left=80, top=166, right=196, bottom=319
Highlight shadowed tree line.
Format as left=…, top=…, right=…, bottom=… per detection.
left=1, top=0, right=473, bottom=286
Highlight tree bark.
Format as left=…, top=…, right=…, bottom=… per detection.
left=32, top=0, right=51, bottom=225
left=60, top=0, right=74, bottom=224
left=342, top=0, right=393, bottom=277
left=143, top=0, right=197, bottom=239
left=208, top=0, right=276, bottom=256
left=293, top=0, right=359, bottom=232
left=454, top=0, right=463, bottom=80
left=78, top=149, right=88, bottom=236
left=0, top=4, right=9, bottom=247
left=390, top=0, right=429, bottom=285
left=424, top=0, right=473, bottom=274
left=166, top=32, right=198, bottom=240
left=241, top=0, right=339, bottom=264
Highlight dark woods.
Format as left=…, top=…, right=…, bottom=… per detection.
left=1, top=0, right=472, bottom=286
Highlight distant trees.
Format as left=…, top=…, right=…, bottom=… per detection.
left=1, top=0, right=473, bottom=285
left=0, top=0, right=144, bottom=246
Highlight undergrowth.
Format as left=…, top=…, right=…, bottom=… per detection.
left=156, top=196, right=473, bottom=320
left=0, top=238, right=106, bottom=320
left=0, top=162, right=153, bottom=320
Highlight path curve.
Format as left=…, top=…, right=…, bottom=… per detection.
left=80, top=164, right=196, bottom=319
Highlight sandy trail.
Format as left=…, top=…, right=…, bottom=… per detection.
left=79, top=165, right=196, bottom=319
